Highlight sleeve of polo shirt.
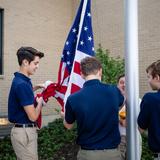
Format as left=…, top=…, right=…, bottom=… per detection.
left=137, top=94, right=150, bottom=129
left=16, top=83, right=34, bottom=107
left=65, top=98, right=75, bottom=124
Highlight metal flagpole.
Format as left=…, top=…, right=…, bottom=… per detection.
left=124, top=0, right=141, bottom=160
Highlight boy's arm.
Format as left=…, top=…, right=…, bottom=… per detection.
left=138, top=126, right=145, bottom=134
left=137, top=94, right=150, bottom=133
left=63, top=119, right=74, bottom=129
left=24, top=97, right=43, bottom=122
left=63, top=98, right=75, bottom=130
left=60, top=111, right=74, bottom=129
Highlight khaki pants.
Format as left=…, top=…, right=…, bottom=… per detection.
left=11, top=127, right=38, bottom=160
left=118, top=134, right=142, bottom=160
left=118, top=135, right=126, bottom=160
left=77, top=148, right=121, bottom=160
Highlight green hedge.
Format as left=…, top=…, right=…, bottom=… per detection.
left=38, top=119, right=78, bottom=160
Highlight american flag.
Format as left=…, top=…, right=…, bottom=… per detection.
left=42, top=0, right=95, bottom=111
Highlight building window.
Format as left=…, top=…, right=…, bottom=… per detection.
left=0, top=9, right=3, bottom=75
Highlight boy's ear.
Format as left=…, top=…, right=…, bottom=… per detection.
left=155, top=74, right=160, bottom=81
left=99, top=68, right=102, bottom=77
left=22, top=59, right=28, bottom=66
left=80, top=72, right=85, bottom=79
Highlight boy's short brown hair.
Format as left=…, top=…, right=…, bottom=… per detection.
left=80, top=57, right=102, bottom=76
left=117, top=74, right=125, bottom=83
left=146, top=60, right=160, bottom=78
left=17, top=47, right=44, bottom=66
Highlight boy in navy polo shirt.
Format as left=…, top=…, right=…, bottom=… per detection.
left=8, top=47, right=44, bottom=160
left=62, top=57, right=124, bottom=160
left=138, top=60, right=160, bottom=160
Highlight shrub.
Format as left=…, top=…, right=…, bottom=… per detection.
left=0, top=136, right=16, bottom=160
left=141, top=133, right=154, bottom=160
left=96, top=44, right=124, bottom=84
left=38, top=119, right=78, bottom=160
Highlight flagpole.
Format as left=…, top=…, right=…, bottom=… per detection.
left=76, top=0, right=88, bottom=50
left=124, top=0, right=140, bottom=160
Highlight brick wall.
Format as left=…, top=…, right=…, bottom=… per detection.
left=0, top=0, right=73, bottom=115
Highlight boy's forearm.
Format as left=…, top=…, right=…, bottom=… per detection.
left=63, top=119, right=74, bottom=130
left=138, top=126, right=145, bottom=134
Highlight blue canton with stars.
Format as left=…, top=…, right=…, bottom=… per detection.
left=61, top=0, right=95, bottom=74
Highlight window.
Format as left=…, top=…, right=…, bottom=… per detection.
left=0, top=9, right=3, bottom=75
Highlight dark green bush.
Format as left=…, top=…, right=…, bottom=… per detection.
left=141, top=133, right=154, bottom=160
left=38, top=119, right=78, bottom=160
left=96, top=44, right=125, bottom=84
left=0, top=136, right=16, bottom=160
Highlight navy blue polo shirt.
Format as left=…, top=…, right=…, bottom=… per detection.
left=138, top=91, right=160, bottom=152
left=8, top=72, right=34, bottom=124
left=65, top=79, right=124, bottom=150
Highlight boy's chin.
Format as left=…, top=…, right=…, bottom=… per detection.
left=29, top=71, right=35, bottom=76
